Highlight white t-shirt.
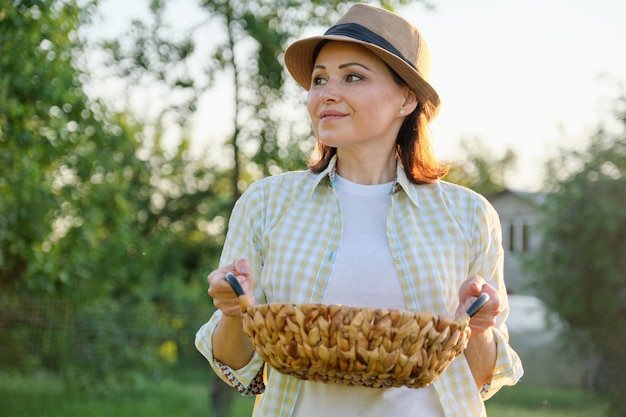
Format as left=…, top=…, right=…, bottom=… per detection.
left=292, top=175, right=445, bottom=417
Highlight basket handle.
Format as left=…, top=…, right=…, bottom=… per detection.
left=466, top=293, right=490, bottom=318
left=225, top=272, right=253, bottom=311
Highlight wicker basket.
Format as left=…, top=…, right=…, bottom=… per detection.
left=226, top=274, right=487, bottom=389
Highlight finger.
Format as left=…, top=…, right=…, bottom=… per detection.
left=234, top=258, right=252, bottom=276
left=208, top=271, right=238, bottom=298
left=233, top=258, right=255, bottom=292
left=468, top=291, right=501, bottom=333
left=207, top=261, right=236, bottom=286
left=458, top=276, right=482, bottom=298
left=467, top=275, right=486, bottom=295
left=206, top=264, right=241, bottom=312
left=206, top=259, right=256, bottom=316
left=210, top=278, right=244, bottom=317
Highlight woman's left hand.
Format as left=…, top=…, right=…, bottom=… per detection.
left=456, top=276, right=500, bottom=334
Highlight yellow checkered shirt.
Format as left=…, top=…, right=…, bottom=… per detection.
left=196, top=157, right=523, bottom=417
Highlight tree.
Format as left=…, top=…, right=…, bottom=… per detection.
left=526, top=95, right=626, bottom=416
left=443, top=137, right=517, bottom=195
left=98, top=0, right=428, bottom=207
left=0, top=0, right=224, bottom=389
left=0, top=0, right=96, bottom=292
left=0, top=0, right=211, bottom=298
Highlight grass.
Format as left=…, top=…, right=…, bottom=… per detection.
left=486, top=384, right=609, bottom=417
left=0, top=371, right=254, bottom=417
left=0, top=371, right=607, bottom=417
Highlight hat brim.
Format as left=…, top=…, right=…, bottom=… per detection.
left=284, top=36, right=441, bottom=121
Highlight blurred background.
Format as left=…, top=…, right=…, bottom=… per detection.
left=1, top=0, right=624, bottom=416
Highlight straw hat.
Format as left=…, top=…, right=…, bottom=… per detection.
left=284, top=3, right=440, bottom=121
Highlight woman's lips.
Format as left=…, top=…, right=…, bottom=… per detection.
left=319, top=110, right=347, bottom=120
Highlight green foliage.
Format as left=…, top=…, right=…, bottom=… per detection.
left=444, top=137, right=517, bottom=195
left=61, top=299, right=164, bottom=395
left=0, top=0, right=96, bottom=290
left=101, top=0, right=429, bottom=204
left=0, top=0, right=225, bottom=391
left=0, top=295, right=74, bottom=371
left=485, top=385, right=608, bottom=417
left=0, top=371, right=213, bottom=417
left=526, top=95, right=626, bottom=416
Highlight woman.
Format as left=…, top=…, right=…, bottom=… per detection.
left=196, top=4, right=523, bottom=416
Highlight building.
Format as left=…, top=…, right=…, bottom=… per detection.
left=486, top=189, right=589, bottom=387
left=485, top=189, right=544, bottom=294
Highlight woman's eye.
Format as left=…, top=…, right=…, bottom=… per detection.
left=346, top=74, right=363, bottom=83
left=312, top=76, right=327, bottom=86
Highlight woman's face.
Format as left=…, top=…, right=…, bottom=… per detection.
left=307, top=41, right=416, bottom=154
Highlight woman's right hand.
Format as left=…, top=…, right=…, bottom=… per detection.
left=208, top=258, right=256, bottom=369
left=207, top=258, right=255, bottom=317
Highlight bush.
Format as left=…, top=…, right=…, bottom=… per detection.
left=61, top=299, right=165, bottom=395
left=527, top=97, right=626, bottom=416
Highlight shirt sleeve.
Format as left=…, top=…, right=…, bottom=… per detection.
left=195, top=309, right=266, bottom=396
left=470, top=193, right=524, bottom=399
left=480, top=325, right=524, bottom=400
left=195, top=181, right=270, bottom=395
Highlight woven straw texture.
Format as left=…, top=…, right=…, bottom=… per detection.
left=240, top=302, right=471, bottom=388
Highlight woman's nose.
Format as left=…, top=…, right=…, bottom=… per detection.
left=319, top=80, right=339, bottom=102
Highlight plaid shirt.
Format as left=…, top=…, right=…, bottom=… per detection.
left=196, top=157, right=523, bottom=417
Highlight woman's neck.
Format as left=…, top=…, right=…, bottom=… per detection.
left=335, top=149, right=397, bottom=185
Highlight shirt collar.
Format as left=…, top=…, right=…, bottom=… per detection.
left=310, top=155, right=422, bottom=208
left=310, top=155, right=338, bottom=196
left=394, top=163, right=422, bottom=208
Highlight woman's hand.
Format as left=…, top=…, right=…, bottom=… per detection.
left=456, top=275, right=500, bottom=334
left=207, top=258, right=256, bottom=369
left=207, top=258, right=255, bottom=317
left=457, top=275, right=499, bottom=387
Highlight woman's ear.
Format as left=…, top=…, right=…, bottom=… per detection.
left=401, top=88, right=418, bottom=115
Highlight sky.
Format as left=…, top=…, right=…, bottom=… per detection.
left=90, top=0, right=626, bottom=191
left=401, top=0, right=626, bottom=190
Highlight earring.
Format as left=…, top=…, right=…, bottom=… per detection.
left=399, top=109, right=406, bottom=116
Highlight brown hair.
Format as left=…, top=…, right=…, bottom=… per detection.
left=307, top=68, right=449, bottom=184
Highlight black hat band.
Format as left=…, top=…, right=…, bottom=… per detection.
left=318, top=23, right=416, bottom=70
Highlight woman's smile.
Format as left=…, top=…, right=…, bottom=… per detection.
left=319, top=110, right=348, bottom=121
